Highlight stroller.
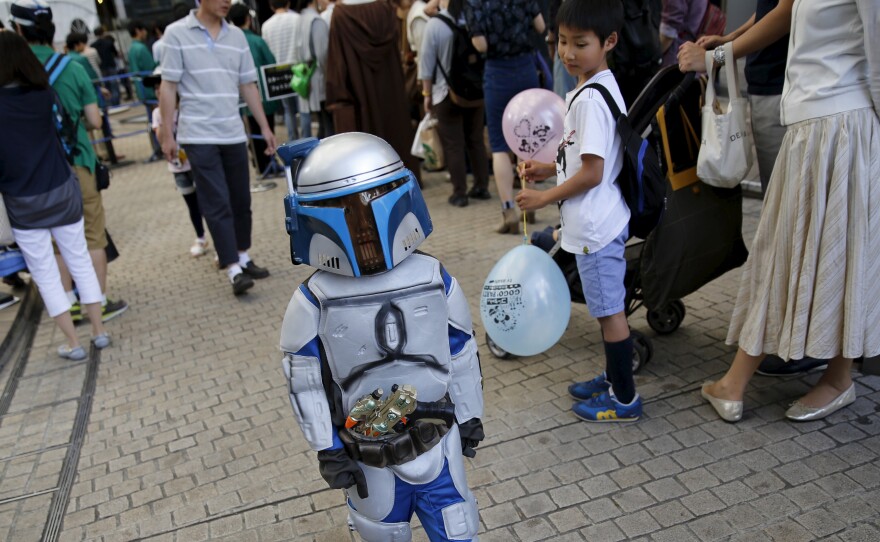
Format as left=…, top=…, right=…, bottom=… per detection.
left=487, top=66, right=748, bottom=373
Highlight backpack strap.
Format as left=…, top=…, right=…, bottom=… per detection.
left=568, top=82, right=623, bottom=121
left=433, top=14, right=461, bottom=84
left=43, top=53, right=72, bottom=86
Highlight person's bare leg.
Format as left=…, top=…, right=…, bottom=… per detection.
left=84, top=302, right=106, bottom=338
left=795, top=356, right=853, bottom=407
left=53, top=312, right=81, bottom=349
left=705, top=348, right=766, bottom=401
left=492, top=152, right=514, bottom=204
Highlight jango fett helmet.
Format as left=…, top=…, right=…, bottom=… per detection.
left=278, top=133, right=432, bottom=277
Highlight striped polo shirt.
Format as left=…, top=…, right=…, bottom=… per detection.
left=160, top=10, right=257, bottom=144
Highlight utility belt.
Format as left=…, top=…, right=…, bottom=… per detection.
left=339, top=419, right=450, bottom=469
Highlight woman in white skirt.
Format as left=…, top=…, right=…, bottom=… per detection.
left=677, top=0, right=879, bottom=422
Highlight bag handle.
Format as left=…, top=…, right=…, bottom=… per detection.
left=703, top=49, right=716, bottom=108
left=722, top=42, right=741, bottom=106
left=704, top=42, right=740, bottom=114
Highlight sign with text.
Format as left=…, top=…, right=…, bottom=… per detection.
left=261, top=63, right=297, bottom=101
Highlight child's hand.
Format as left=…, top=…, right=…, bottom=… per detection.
left=519, top=160, right=555, bottom=183
left=515, top=187, right=547, bottom=211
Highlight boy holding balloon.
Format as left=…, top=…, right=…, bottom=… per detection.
left=515, top=0, right=641, bottom=423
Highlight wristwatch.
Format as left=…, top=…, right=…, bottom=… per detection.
left=712, top=46, right=726, bottom=66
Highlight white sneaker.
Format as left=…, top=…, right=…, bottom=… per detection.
left=190, top=238, right=208, bottom=257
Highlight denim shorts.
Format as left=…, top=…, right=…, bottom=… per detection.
left=483, top=54, right=540, bottom=153
left=575, top=226, right=628, bottom=318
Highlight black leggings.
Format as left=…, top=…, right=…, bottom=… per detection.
left=182, top=192, right=205, bottom=239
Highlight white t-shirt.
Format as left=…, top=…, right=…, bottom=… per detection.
left=556, top=70, right=629, bottom=255
left=151, top=110, right=191, bottom=173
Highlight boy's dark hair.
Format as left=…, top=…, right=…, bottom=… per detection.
left=270, top=0, right=290, bottom=9
left=93, top=25, right=105, bottom=36
left=127, top=20, right=147, bottom=37
left=556, top=0, right=624, bottom=44
left=66, top=31, right=88, bottom=50
left=0, top=30, right=49, bottom=88
left=227, top=4, right=250, bottom=27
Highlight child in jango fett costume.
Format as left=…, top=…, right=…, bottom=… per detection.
left=278, top=132, right=484, bottom=542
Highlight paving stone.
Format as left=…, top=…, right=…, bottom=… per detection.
left=680, top=490, right=725, bottom=517
left=580, top=497, right=623, bottom=523
left=794, top=509, right=847, bottom=538
left=614, top=511, right=660, bottom=538
left=612, top=487, right=656, bottom=513
left=511, top=517, right=556, bottom=542
left=548, top=507, right=589, bottom=533
left=579, top=520, right=626, bottom=542
left=515, top=493, right=557, bottom=518
left=643, top=477, right=688, bottom=502
left=763, top=519, right=814, bottom=542
left=839, top=524, right=880, bottom=542
left=646, top=501, right=694, bottom=527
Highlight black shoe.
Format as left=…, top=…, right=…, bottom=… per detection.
left=448, top=194, right=469, bottom=207
left=101, top=298, right=129, bottom=322
left=232, top=272, right=254, bottom=295
left=241, top=261, right=270, bottom=279
left=756, top=355, right=829, bottom=376
left=467, top=187, right=491, bottom=200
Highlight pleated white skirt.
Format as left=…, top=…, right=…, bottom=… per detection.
left=726, top=107, right=880, bottom=360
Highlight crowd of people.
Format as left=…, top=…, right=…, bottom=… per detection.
left=1, top=0, right=878, bottom=433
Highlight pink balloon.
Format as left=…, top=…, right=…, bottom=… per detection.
left=502, top=88, right=566, bottom=163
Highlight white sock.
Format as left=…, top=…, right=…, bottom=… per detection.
left=66, top=290, right=78, bottom=304
left=238, top=252, right=251, bottom=267
left=101, top=294, right=107, bottom=306
left=227, top=264, right=243, bottom=281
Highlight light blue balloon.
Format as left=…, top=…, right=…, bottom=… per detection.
left=480, top=245, right=571, bottom=357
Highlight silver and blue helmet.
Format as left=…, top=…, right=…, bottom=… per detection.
left=278, top=133, right=432, bottom=277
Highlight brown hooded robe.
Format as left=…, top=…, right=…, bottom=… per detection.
left=325, top=1, right=421, bottom=182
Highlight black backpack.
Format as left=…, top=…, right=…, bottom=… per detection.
left=612, top=0, right=661, bottom=78
left=569, top=83, right=666, bottom=239
left=434, top=14, right=484, bottom=107
left=43, top=53, right=81, bottom=164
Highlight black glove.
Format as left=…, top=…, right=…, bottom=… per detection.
left=317, top=448, right=369, bottom=498
left=458, top=418, right=485, bottom=458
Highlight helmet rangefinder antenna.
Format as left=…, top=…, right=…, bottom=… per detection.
left=276, top=138, right=320, bottom=265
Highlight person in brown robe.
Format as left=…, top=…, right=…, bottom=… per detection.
left=325, top=0, right=421, bottom=183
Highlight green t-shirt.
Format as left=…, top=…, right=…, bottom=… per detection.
left=30, top=45, right=98, bottom=173
left=128, top=40, right=157, bottom=102
left=68, top=51, right=99, bottom=82
left=243, top=29, right=279, bottom=117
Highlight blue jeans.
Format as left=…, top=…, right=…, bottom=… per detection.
left=483, top=53, right=540, bottom=153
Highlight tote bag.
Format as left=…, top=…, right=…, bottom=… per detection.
left=697, top=43, right=754, bottom=189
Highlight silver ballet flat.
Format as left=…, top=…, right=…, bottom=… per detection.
left=785, top=383, right=856, bottom=422
left=701, top=382, right=743, bottom=422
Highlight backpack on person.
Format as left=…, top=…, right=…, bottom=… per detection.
left=611, top=0, right=661, bottom=85
left=434, top=14, right=484, bottom=108
left=569, top=83, right=666, bottom=239
left=43, top=53, right=81, bottom=164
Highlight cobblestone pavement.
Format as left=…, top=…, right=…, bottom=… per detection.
left=0, top=122, right=879, bottom=542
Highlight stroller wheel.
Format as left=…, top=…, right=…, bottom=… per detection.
left=485, top=332, right=513, bottom=359
left=630, top=329, right=653, bottom=373
left=646, top=300, right=686, bottom=335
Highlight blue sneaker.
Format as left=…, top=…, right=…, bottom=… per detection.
left=568, top=373, right=611, bottom=401
left=572, top=392, right=642, bottom=423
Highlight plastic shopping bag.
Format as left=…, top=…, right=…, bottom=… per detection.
left=411, top=113, right=445, bottom=171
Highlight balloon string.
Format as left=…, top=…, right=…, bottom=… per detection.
left=518, top=162, right=529, bottom=245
